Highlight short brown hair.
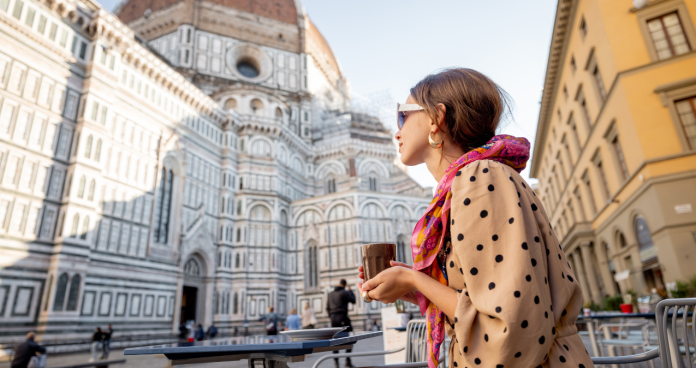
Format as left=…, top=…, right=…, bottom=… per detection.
left=410, top=68, right=511, bottom=152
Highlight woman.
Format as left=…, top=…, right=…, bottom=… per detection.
left=301, top=302, right=317, bottom=329
left=358, top=69, right=593, bottom=368
left=285, top=308, right=302, bottom=331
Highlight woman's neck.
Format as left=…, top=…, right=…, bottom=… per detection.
left=424, top=143, right=466, bottom=182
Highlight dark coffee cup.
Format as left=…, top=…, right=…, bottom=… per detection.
left=361, top=243, right=396, bottom=283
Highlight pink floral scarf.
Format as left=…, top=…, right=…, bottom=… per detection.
left=411, top=135, right=530, bottom=368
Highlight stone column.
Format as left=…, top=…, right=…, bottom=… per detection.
left=581, top=243, right=603, bottom=305
left=594, top=242, right=618, bottom=296
left=569, top=251, right=592, bottom=306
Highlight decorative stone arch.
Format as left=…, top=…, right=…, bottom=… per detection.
left=325, top=200, right=356, bottom=220
left=248, top=136, right=274, bottom=158
left=245, top=201, right=275, bottom=221
left=614, top=227, right=629, bottom=249
left=414, top=205, right=429, bottom=219
left=292, top=206, right=326, bottom=225
left=290, top=155, right=305, bottom=175
left=315, top=160, right=346, bottom=179
left=359, top=200, right=388, bottom=219
left=387, top=203, right=415, bottom=221
left=275, top=143, right=289, bottom=164
left=357, top=158, right=389, bottom=178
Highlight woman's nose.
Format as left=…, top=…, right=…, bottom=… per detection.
left=394, top=130, right=401, bottom=140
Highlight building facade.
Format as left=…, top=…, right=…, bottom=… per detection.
left=532, top=0, right=696, bottom=306
left=0, top=0, right=430, bottom=344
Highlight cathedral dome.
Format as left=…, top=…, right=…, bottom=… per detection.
left=117, top=0, right=299, bottom=25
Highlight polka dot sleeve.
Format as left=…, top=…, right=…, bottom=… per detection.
left=448, top=160, right=555, bottom=367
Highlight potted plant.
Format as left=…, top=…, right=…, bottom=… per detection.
left=620, top=291, right=635, bottom=314
left=395, top=300, right=409, bottom=327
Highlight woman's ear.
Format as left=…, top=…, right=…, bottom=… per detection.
left=436, top=103, right=447, bottom=132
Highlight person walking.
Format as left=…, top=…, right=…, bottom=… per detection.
left=102, top=324, right=113, bottom=359
left=11, top=332, right=46, bottom=368
left=259, top=307, right=280, bottom=335
left=178, top=323, right=188, bottom=342
left=301, top=303, right=316, bottom=329
left=358, top=68, right=595, bottom=368
left=207, top=324, right=218, bottom=339
left=195, top=324, right=205, bottom=341
left=88, top=327, right=103, bottom=362
left=327, top=279, right=355, bottom=368
left=284, top=308, right=301, bottom=331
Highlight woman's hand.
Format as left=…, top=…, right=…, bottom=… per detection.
left=357, top=261, right=419, bottom=304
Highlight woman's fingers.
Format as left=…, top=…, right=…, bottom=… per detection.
left=390, top=261, right=412, bottom=269
left=358, top=265, right=364, bottom=272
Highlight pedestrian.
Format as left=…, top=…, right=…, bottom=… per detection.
left=11, top=332, right=46, bottom=368
left=284, top=308, right=301, bottom=331
left=207, top=324, right=218, bottom=339
left=357, top=68, right=595, bottom=368
left=187, top=322, right=195, bottom=342
left=301, top=302, right=316, bottom=329
left=178, top=323, right=188, bottom=342
left=88, top=327, right=103, bottom=362
left=195, top=324, right=205, bottom=341
left=259, top=307, right=279, bottom=335
left=327, top=279, right=355, bottom=368
left=102, top=324, right=113, bottom=359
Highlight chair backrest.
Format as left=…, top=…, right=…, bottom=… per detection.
left=405, top=319, right=428, bottom=363
left=655, top=298, right=696, bottom=368
left=404, top=319, right=451, bottom=367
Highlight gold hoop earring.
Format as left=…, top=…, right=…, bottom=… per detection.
left=428, top=133, right=443, bottom=149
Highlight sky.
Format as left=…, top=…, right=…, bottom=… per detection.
left=98, top=0, right=557, bottom=188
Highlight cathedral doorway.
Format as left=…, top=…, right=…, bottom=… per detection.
left=181, top=256, right=205, bottom=324
left=180, top=286, right=198, bottom=324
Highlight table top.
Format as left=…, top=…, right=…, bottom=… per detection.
left=576, top=313, right=656, bottom=320
left=124, top=331, right=382, bottom=359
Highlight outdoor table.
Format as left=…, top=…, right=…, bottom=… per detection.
left=123, top=331, right=382, bottom=368
left=576, top=312, right=655, bottom=359
left=577, top=311, right=692, bottom=368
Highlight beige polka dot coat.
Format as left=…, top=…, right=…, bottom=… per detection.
left=442, top=160, right=594, bottom=368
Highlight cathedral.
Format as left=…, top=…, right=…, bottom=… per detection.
left=0, top=0, right=431, bottom=344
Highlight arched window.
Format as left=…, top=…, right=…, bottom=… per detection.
left=237, top=200, right=242, bottom=215
left=66, top=274, right=81, bottom=311
left=634, top=216, right=656, bottom=262
left=368, top=176, right=378, bottom=191
left=617, top=231, right=627, bottom=248
left=235, top=253, right=240, bottom=268
left=77, top=176, right=86, bottom=198
left=251, top=140, right=271, bottom=157
left=280, top=210, right=288, bottom=249
left=250, top=99, right=264, bottom=115
left=70, top=214, right=79, bottom=237
left=154, top=169, right=174, bottom=243
left=305, top=243, right=319, bottom=290
left=95, top=139, right=102, bottom=162
left=184, top=258, right=201, bottom=276
left=233, top=292, right=238, bottom=314
left=213, top=291, right=219, bottom=314
left=224, top=98, right=237, bottom=110
left=217, top=251, right=222, bottom=267
left=275, top=107, right=283, bottom=119
left=80, top=216, right=89, bottom=240
left=84, top=135, right=93, bottom=158
left=326, top=178, right=336, bottom=194
left=236, top=228, right=241, bottom=242
left=87, top=179, right=96, bottom=201
left=396, top=234, right=409, bottom=263
left=53, top=273, right=68, bottom=311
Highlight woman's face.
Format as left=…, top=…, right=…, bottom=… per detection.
left=395, top=95, right=432, bottom=166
